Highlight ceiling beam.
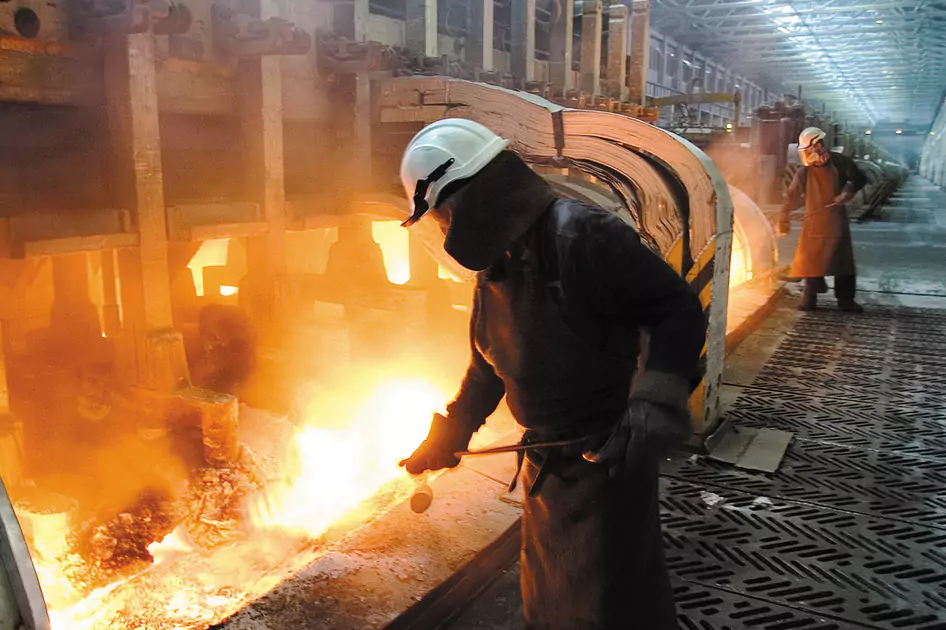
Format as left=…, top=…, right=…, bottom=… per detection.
left=655, top=0, right=931, bottom=16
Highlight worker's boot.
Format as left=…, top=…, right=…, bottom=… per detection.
left=798, top=281, right=817, bottom=311
left=835, top=276, right=861, bottom=313
left=838, top=299, right=864, bottom=313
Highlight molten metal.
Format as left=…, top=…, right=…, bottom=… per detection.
left=32, top=376, right=454, bottom=630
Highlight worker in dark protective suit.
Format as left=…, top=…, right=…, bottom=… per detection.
left=778, top=127, right=868, bottom=312
left=397, top=119, right=705, bottom=630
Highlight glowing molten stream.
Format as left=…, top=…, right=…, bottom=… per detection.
left=37, top=377, right=457, bottom=630
left=248, top=379, right=445, bottom=537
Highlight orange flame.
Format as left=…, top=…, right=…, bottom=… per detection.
left=729, top=228, right=752, bottom=287
left=246, top=378, right=445, bottom=537
left=35, top=372, right=462, bottom=629
left=372, top=221, right=411, bottom=285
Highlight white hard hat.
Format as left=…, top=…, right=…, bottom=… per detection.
left=399, top=118, right=510, bottom=227
left=798, top=127, right=827, bottom=150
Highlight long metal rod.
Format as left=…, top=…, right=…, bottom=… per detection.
left=456, top=437, right=588, bottom=458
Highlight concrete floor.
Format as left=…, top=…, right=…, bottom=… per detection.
left=447, top=177, right=946, bottom=630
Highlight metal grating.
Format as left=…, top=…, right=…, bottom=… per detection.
left=722, top=305, right=946, bottom=463
left=745, top=307, right=946, bottom=409
left=673, top=582, right=865, bottom=630
left=666, top=443, right=946, bottom=528
left=662, top=479, right=946, bottom=629
left=667, top=305, right=946, bottom=629
left=448, top=305, right=946, bottom=630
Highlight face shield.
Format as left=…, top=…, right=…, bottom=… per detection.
left=401, top=171, right=477, bottom=282
left=799, top=139, right=829, bottom=167
left=407, top=211, right=476, bottom=283
left=401, top=158, right=456, bottom=228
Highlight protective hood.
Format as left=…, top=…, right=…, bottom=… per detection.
left=443, top=151, right=559, bottom=272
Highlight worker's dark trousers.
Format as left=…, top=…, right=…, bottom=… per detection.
left=802, top=276, right=856, bottom=306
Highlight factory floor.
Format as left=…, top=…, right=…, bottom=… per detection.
left=446, top=177, right=946, bottom=630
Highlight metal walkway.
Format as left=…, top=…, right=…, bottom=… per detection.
left=446, top=178, right=946, bottom=630
left=662, top=305, right=946, bottom=630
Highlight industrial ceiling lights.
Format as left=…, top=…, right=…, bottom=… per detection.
left=650, top=0, right=946, bottom=127
left=756, top=3, right=877, bottom=125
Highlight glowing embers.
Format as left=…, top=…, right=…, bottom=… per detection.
left=247, top=377, right=445, bottom=537
left=34, top=366, right=455, bottom=630
left=729, top=223, right=753, bottom=288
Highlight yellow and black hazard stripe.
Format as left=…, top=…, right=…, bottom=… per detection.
left=666, top=235, right=716, bottom=417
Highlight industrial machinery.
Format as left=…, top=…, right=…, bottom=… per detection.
left=0, top=0, right=905, bottom=627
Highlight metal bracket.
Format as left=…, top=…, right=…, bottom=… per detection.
left=211, top=4, right=311, bottom=57
left=151, top=1, right=192, bottom=35
left=525, top=81, right=552, bottom=100
left=316, top=31, right=395, bottom=74
left=475, top=70, right=516, bottom=89
left=68, top=0, right=150, bottom=37
left=550, top=89, right=587, bottom=109
left=68, top=0, right=191, bottom=37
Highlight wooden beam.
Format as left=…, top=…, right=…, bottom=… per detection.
left=606, top=4, right=629, bottom=99
left=104, top=33, right=173, bottom=331
left=406, top=0, right=438, bottom=59
left=627, top=0, right=652, bottom=106
left=23, top=233, right=139, bottom=258
left=6, top=209, right=131, bottom=245
left=239, top=33, right=287, bottom=323
left=548, top=0, right=574, bottom=90
left=104, top=33, right=185, bottom=391
left=166, top=202, right=261, bottom=240
left=330, top=0, right=374, bottom=197
left=511, top=0, right=537, bottom=84
left=354, top=73, right=373, bottom=184
left=580, top=1, right=603, bottom=95
left=188, top=222, right=270, bottom=242
left=467, top=0, right=495, bottom=72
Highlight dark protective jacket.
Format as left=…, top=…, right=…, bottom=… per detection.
left=780, top=152, right=867, bottom=279
left=442, top=154, right=704, bottom=629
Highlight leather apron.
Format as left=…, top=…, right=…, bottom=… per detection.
left=474, top=240, right=679, bottom=630
left=789, top=163, right=856, bottom=279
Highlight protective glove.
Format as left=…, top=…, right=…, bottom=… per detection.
left=582, top=400, right=690, bottom=477
left=776, top=219, right=790, bottom=237
left=399, top=413, right=472, bottom=475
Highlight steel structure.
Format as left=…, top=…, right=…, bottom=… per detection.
left=649, top=0, right=946, bottom=126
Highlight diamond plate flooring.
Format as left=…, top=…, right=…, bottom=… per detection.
left=447, top=179, right=946, bottom=630
left=662, top=304, right=946, bottom=629
left=448, top=304, right=946, bottom=630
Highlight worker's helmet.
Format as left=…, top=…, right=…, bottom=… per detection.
left=399, top=118, right=510, bottom=227
left=798, top=127, right=829, bottom=166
